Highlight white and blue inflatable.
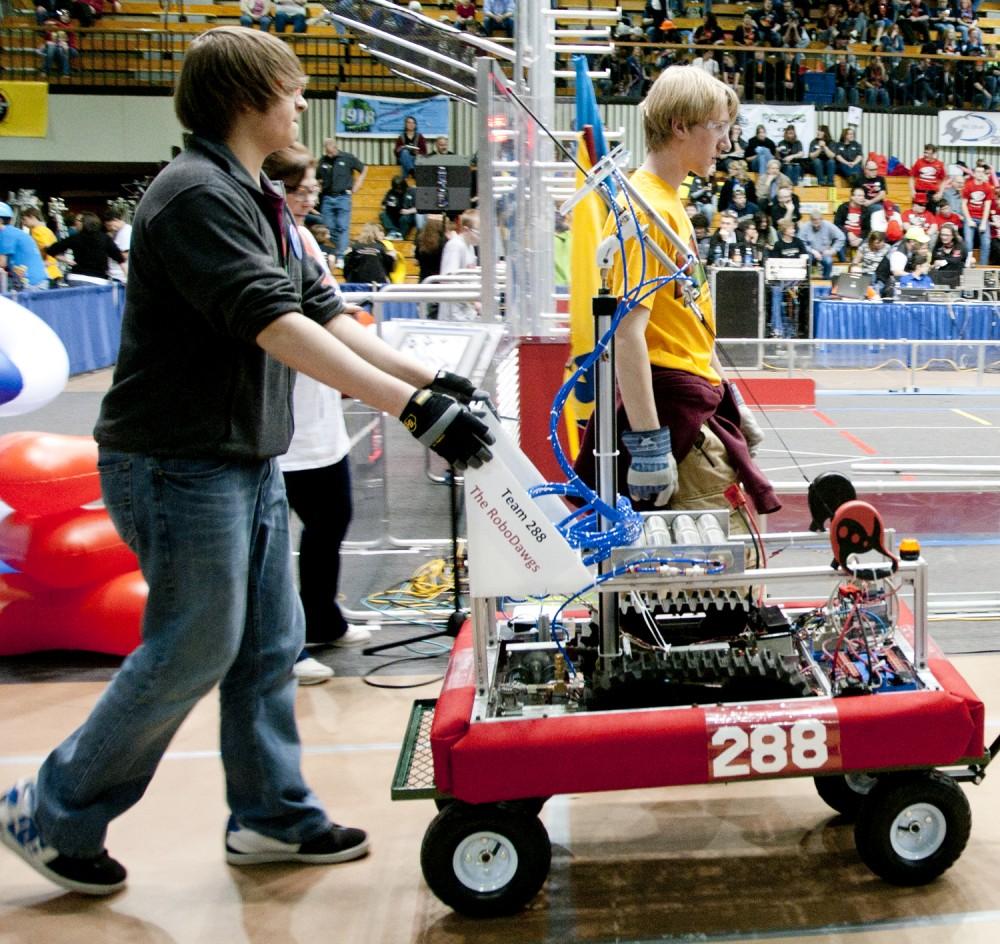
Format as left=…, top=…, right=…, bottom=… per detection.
left=0, top=295, right=70, bottom=416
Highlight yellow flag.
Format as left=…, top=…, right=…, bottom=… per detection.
left=0, top=82, right=49, bottom=138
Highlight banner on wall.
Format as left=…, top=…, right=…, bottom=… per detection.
left=335, top=92, right=450, bottom=139
left=0, top=82, right=48, bottom=138
left=738, top=104, right=816, bottom=153
left=938, top=111, right=1000, bottom=148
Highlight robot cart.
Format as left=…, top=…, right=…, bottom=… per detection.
left=391, top=518, right=998, bottom=918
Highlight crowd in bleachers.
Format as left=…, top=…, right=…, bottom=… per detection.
left=597, top=0, right=1000, bottom=109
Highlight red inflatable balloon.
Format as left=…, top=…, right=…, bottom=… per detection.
left=0, top=431, right=101, bottom=516
left=0, top=570, right=146, bottom=657
left=0, top=506, right=137, bottom=589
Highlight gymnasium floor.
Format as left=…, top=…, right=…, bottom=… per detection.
left=2, top=368, right=1000, bottom=943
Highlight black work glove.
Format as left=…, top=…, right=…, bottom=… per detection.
left=427, top=369, right=488, bottom=405
left=400, top=390, right=495, bottom=471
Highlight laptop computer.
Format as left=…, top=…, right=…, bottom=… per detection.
left=898, top=287, right=930, bottom=302
left=832, top=272, right=872, bottom=299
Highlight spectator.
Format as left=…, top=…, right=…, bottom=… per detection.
left=316, top=138, right=366, bottom=267
left=718, top=160, right=757, bottom=213
left=719, top=52, right=741, bottom=94
left=902, top=193, right=940, bottom=244
left=601, top=45, right=645, bottom=100
left=743, top=51, right=779, bottom=102
left=642, top=1, right=672, bottom=43
left=899, top=0, right=932, bottom=44
left=732, top=13, right=762, bottom=66
left=684, top=166, right=718, bottom=224
left=482, top=0, right=514, bottom=38
left=413, top=217, right=448, bottom=318
left=798, top=210, right=845, bottom=279
left=906, top=56, right=940, bottom=106
left=102, top=208, right=131, bottom=284
left=432, top=136, right=451, bottom=156
left=19, top=207, right=63, bottom=285
left=744, top=124, right=777, bottom=176
left=955, top=0, right=977, bottom=42
left=454, top=0, right=477, bottom=31
left=889, top=225, right=930, bottom=281
left=0, top=204, right=50, bottom=290
left=307, top=222, right=338, bottom=272
left=738, top=219, right=766, bottom=266
left=439, top=209, right=480, bottom=321
left=38, top=11, right=79, bottom=77
left=752, top=0, right=785, bottom=40
left=961, top=25, right=987, bottom=56
left=69, top=0, right=120, bottom=28
left=853, top=231, right=891, bottom=296
left=929, top=0, right=958, bottom=40
left=774, top=125, right=804, bottom=186
left=766, top=220, right=808, bottom=337
left=932, top=221, right=967, bottom=273
left=35, top=0, right=60, bottom=24
left=729, top=186, right=759, bottom=223
left=911, top=143, right=947, bottom=205
left=394, top=115, right=428, bottom=178
left=807, top=125, right=837, bottom=186
left=988, top=209, right=1000, bottom=266
left=239, top=0, right=273, bottom=30
left=692, top=13, right=725, bottom=45
left=899, top=252, right=934, bottom=288
left=961, top=164, right=993, bottom=264
left=861, top=59, right=891, bottom=107
left=379, top=175, right=418, bottom=240
left=869, top=0, right=896, bottom=47
left=706, top=210, right=741, bottom=266
left=834, top=187, right=872, bottom=260
left=274, top=0, right=307, bottom=32
left=342, top=222, right=396, bottom=284
left=691, top=213, right=712, bottom=262
left=766, top=185, right=801, bottom=231
left=879, top=22, right=905, bottom=63
left=852, top=160, right=888, bottom=213
left=965, top=58, right=996, bottom=110
left=691, top=48, right=720, bottom=79
left=817, top=3, right=847, bottom=43
left=834, top=126, right=864, bottom=181
left=828, top=57, right=860, bottom=106
left=755, top=209, right=777, bottom=248
left=718, top=123, right=747, bottom=174
left=48, top=210, right=125, bottom=282
left=757, top=158, right=793, bottom=207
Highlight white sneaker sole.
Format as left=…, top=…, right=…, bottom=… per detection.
left=225, top=837, right=370, bottom=866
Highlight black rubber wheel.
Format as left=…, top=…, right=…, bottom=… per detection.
left=814, top=772, right=878, bottom=819
left=420, top=803, right=551, bottom=917
left=854, top=771, right=971, bottom=886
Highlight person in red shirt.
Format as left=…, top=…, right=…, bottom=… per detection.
left=902, top=192, right=940, bottom=244
left=454, top=0, right=477, bottom=31
left=833, top=187, right=871, bottom=261
left=961, top=165, right=994, bottom=264
left=910, top=143, right=946, bottom=208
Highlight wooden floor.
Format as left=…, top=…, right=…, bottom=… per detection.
left=2, top=653, right=1000, bottom=944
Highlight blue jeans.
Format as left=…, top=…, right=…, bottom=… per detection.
left=34, top=452, right=328, bottom=856
left=399, top=148, right=417, bottom=177
left=964, top=220, right=990, bottom=265
left=811, top=157, right=836, bottom=185
left=239, top=13, right=272, bottom=29
left=274, top=11, right=306, bottom=32
left=769, top=281, right=796, bottom=337
left=320, top=193, right=353, bottom=258
left=751, top=147, right=775, bottom=175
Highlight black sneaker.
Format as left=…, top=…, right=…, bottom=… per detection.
left=225, top=815, right=370, bottom=866
left=0, top=779, right=127, bottom=896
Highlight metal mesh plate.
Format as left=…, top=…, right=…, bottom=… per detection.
left=391, top=698, right=439, bottom=800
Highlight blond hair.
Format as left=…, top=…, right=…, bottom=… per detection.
left=175, top=27, right=307, bottom=140
left=639, top=66, right=739, bottom=152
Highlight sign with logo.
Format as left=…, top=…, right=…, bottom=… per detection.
left=335, top=92, right=449, bottom=139
left=738, top=104, right=816, bottom=156
left=464, top=411, right=592, bottom=598
left=0, top=82, right=48, bottom=137
left=938, top=111, right=1000, bottom=148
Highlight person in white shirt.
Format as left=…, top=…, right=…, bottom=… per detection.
left=438, top=209, right=480, bottom=321
left=103, top=208, right=131, bottom=283
left=691, top=49, right=720, bottom=79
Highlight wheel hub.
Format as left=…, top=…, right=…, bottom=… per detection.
left=890, top=803, right=947, bottom=861
left=453, top=830, right=519, bottom=892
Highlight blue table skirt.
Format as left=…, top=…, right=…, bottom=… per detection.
left=339, top=283, right=420, bottom=320
left=9, top=283, right=125, bottom=376
left=813, top=300, right=1000, bottom=368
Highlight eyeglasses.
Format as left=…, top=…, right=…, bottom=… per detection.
left=701, top=120, right=731, bottom=135
left=289, top=186, right=320, bottom=198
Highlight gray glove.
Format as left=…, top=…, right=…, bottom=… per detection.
left=400, top=390, right=494, bottom=471
left=622, top=426, right=677, bottom=507
left=729, top=382, right=764, bottom=457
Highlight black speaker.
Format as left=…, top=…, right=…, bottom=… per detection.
left=710, top=267, right=764, bottom=368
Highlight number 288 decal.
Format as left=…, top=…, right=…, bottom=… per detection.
left=705, top=707, right=842, bottom=781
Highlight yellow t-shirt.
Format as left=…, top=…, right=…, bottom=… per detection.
left=603, top=168, right=719, bottom=384
left=29, top=224, right=61, bottom=281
